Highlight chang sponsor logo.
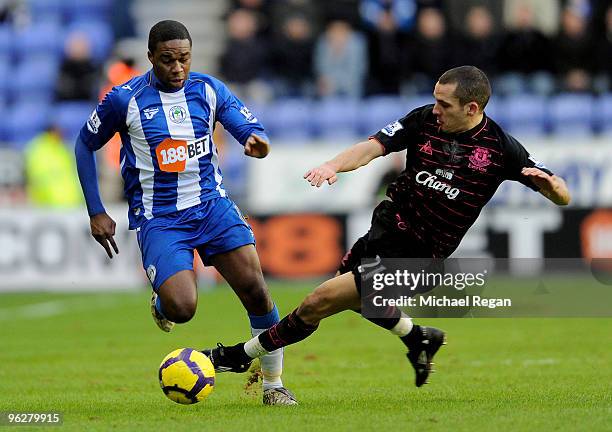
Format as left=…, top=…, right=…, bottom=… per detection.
left=415, top=170, right=460, bottom=199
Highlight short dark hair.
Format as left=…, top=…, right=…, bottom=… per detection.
left=148, top=20, right=192, bottom=53
left=438, top=66, right=491, bottom=111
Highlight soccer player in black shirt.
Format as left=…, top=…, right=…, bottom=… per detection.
left=204, top=66, right=571, bottom=390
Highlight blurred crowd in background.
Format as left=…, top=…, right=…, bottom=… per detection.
left=0, top=0, right=611, bottom=208
left=221, top=0, right=612, bottom=100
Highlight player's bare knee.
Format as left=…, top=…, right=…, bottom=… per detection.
left=163, top=297, right=197, bottom=323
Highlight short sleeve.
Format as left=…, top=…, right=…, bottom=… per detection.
left=78, top=88, right=123, bottom=151
left=502, top=131, right=554, bottom=191
left=212, top=79, right=268, bottom=145
left=370, top=106, right=424, bottom=154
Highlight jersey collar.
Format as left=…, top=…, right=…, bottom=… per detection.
left=148, top=69, right=185, bottom=93
left=445, top=114, right=488, bottom=141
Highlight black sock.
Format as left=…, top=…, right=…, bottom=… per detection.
left=366, top=316, right=401, bottom=329
left=258, top=309, right=319, bottom=352
left=400, top=325, right=423, bottom=349
left=355, top=305, right=402, bottom=330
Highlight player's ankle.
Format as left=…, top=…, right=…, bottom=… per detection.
left=400, top=324, right=423, bottom=349
left=262, top=375, right=283, bottom=391
left=239, top=341, right=262, bottom=361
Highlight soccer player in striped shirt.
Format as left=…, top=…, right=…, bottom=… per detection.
left=75, top=20, right=296, bottom=405
left=205, top=66, right=571, bottom=388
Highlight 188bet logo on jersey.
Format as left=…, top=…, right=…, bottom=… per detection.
left=155, top=136, right=210, bottom=172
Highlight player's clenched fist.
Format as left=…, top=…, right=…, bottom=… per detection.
left=304, top=163, right=338, bottom=187
left=244, top=133, right=270, bottom=158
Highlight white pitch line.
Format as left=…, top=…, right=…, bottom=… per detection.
left=0, top=300, right=67, bottom=321
left=0, top=296, right=121, bottom=321
left=468, top=358, right=560, bottom=367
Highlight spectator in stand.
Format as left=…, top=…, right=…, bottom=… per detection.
left=360, top=0, right=412, bottom=94
left=0, top=0, right=13, bottom=23
left=270, top=0, right=322, bottom=36
left=503, top=0, right=560, bottom=36
left=497, top=3, right=554, bottom=95
left=98, top=56, right=141, bottom=101
left=24, top=126, right=83, bottom=208
left=0, top=0, right=28, bottom=27
left=228, top=0, right=271, bottom=38
left=219, top=8, right=271, bottom=102
left=317, top=0, right=362, bottom=28
left=454, top=6, right=501, bottom=78
left=55, top=32, right=100, bottom=102
left=591, top=0, right=612, bottom=38
left=594, top=5, right=612, bottom=93
left=552, top=7, right=594, bottom=92
left=401, top=7, right=452, bottom=95
left=271, top=14, right=315, bottom=98
left=445, top=0, right=503, bottom=34
left=111, top=0, right=136, bottom=39
left=314, top=20, right=367, bottom=98
left=97, top=55, right=142, bottom=203
left=360, top=0, right=418, bottom=31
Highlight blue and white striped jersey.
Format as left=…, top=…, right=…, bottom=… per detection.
left=79, top=70, right=267, bottom=229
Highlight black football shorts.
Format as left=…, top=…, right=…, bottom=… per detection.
left=338, top=200, right=435, bottom=294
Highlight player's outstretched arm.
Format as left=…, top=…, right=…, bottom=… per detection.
left=521, top=167, right=571, bottom=206
left=244, top=133, right=270, bottom=158
left=75, top=136, right=119, bottom=258
left=304, top=138, right=384, bottom=187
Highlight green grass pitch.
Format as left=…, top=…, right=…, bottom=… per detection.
left=1, top=282, right=611, bottom=431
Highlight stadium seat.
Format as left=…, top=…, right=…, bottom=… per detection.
left=312, top=98, right=360, bottom=139
left=404, top=95, right=434, bottom=112
left=27, top=0, right=63, bottom=23
left=595, top=93, right=612, bottom=135
left=0, top=55, right=8, bottom=102
left=500, top=94, right=548, bottom=137
left=483, top=97, right=502, bottom=125
left=53, top=101, right=93, bottom=142
left=4, top=102, right=52, bottom=148
left=64, top=0, right=112, bottom=23
left=0, top=25, right=12, bottom=56
left=360, top=96, right=407, bottom=136
left=549, top=94, right=595, bottom=137
left=261, top=99, right=313, bottom=141
left=67, top=20, right=114, bottom=63
left=16, top=22, right=64, bottom=61
left=12, top=56, right=59, bottom=102
left=0, top=101, right=6, bottom=142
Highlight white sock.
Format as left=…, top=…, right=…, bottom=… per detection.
left=390, top=312, right=413, bottom=337
left=244, top=335, right=268, bottom=358
left=251, top=327, right=283, bottom=390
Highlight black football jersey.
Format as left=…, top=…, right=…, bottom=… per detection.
left=370, top=105, right=552, bottom=258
